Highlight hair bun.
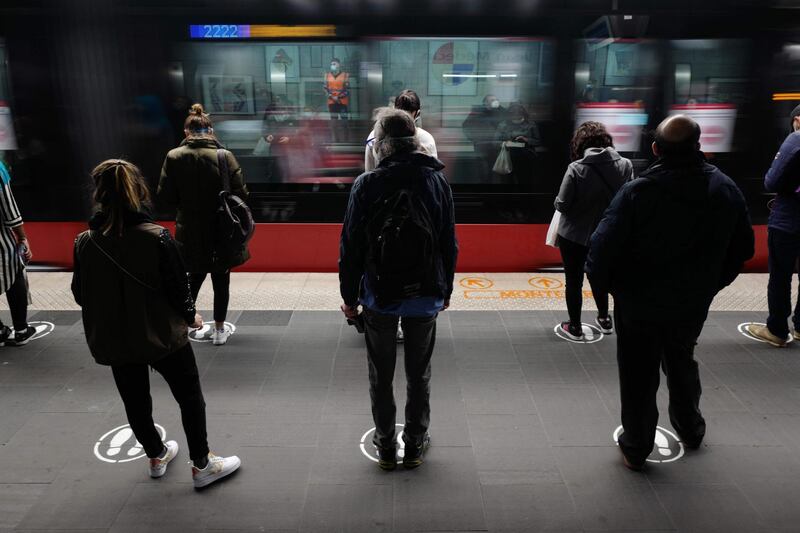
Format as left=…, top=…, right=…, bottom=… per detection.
left=190, top=103, right=205, bottom=116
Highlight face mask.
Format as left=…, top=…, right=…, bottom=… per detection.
left=490, top=100, right=500, bottom=109
left=512, top=117, right=524, bottom=124
left=331, top=64, right=339, bottom=73
left=414, top=112, right=421, bottom=126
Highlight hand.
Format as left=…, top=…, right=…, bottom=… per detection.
left=442, top=299, right=450, bottom=311
left=278, top=136, right=289, bottom=144
left=191, top=313, right=203, bottom=329
left=266, top=134, right=274, bottom=143
left=332, top=96, right=339, bottom=103
left=514, top=136, right=528, bottom=143
left=341, top=303, right=359, bottom=319
left=19, top=239, right=32, bottom=262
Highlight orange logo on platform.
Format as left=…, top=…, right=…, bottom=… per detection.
left=528, top=277, right=563, bottom=289
left=459, top=277, right=494, bottom=289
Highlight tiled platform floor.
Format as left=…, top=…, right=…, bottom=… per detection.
left=1, top=309, right=799, bottom=532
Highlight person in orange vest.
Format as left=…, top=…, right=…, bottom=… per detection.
left=324, top=58, right=350, bottom=142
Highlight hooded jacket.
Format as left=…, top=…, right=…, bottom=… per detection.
left=555, top=147, right=633, bottom=247
left=339, top=152, right=458, bottom=307
left=586, top=154, right=755, bottom=322
left=72, top=211, right=196, bottom=366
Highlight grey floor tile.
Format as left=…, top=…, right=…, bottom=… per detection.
left=0, top=483, right=48, bottom=530
left=108, top=481, right=212, bottom=533
left=652, top=482, right=762, bottom=533
left=531, top=385, right=616, bottom=446
left=481, top=483, right=581, bottom=531
left=299, top=484, right=393, bottom=533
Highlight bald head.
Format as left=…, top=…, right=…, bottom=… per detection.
left=653, top=115, right=701, bottom=158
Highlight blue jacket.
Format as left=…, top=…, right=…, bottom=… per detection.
left=586, top=155, right=754, bottom=322
left=339, top=152, right=458, bottom=307
left=765, top=131, right=800, bottom=234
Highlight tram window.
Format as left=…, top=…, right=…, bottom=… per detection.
left=0, top=43, right=18, bottom=154
left=169, top=41, right=366, bottom=185
left=374, top=38, right=556, bottom=189
left=573, top=40, right=658, bottom=159
left=668, top=40, right=752, bottom=154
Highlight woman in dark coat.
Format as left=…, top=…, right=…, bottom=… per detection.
left=72, top=159, right=241, bottom=489
left=158, top=104, right=249, bottom=345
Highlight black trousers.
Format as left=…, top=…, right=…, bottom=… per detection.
left=2, top=267, right=28, bottom=331
left=559, top=236, right=609, bottom=326
left=111, top=343, right=209, bottom=462
left=363, top=308, right=437, bottom=451
left=766, top=227, right=800, bottom=338
left=615, top=303, right=706, bottom=463
left=189, top=270, right=230, bottom=323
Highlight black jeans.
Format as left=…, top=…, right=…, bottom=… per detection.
left=615, top=303, right=706, bottom=463
left=111, top=343, right=209, bottom=462
left=363, top=308, right=437, bottom=451
left=2, top=267, right=28, bottom=331
left=766, top=227, right=800, bottom=338
left=559, top=236, right=609, bottom=327
left=189, top=271, right=230, bottom=323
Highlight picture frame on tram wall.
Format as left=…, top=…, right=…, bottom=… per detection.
left=266, top=45, right=300, bottom=80
left=603, top=42, right=636, bottom=86
left=428, top=40, right=479, bottom=96
left=202, top=75, right=255, bottom=115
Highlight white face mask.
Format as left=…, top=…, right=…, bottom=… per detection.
left=330, top=64, right=339, bottom=72
left=490, top=100, right=500, bottom=109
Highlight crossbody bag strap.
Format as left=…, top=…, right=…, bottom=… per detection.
left=217, top=149, right=231, bottom=193
left=590, top=163, right=618, bottom=200
left=88, top=231, right=156, bottom=291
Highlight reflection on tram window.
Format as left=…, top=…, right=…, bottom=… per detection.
left=668, top=40, right=751, bottom=154
left=573, top=40, right=658, bottom=157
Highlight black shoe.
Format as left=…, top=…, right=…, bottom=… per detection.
left=595, top=316, right=613, bottom=334
left=619, top=448, right=646, bottom=472
left=10, top=326, right=36, bottom=346
left=0, top=326, right=11, bottom=346
left=403, top=433, right=431, bottom=469
left=377, top=447, right=397, bottom=471
left=559, top=321, right=584, bottom=341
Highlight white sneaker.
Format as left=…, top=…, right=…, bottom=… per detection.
left=192, top=452, right=241, bottom=489
left=396, top=324, right=404, bottom=344
left=211, top=327, right=231, bottom=346
left=149, top=440, right=179, bottom=478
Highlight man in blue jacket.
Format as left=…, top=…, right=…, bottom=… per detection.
left=586, top=115, right=754, bottom=470
left=746, top=105, right=800, bottom=346
left=339, top=109, right=458, bottom=470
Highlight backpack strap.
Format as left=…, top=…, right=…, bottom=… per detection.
left=217, top=149, right=231, bottom=193
left=87, top=231, right=157, bottom=291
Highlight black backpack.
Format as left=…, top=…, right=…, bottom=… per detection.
left=365, top=187, right=438, bottom=306
left=214, top=149, right=255, bottom=263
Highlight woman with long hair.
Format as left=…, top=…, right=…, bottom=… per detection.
left=158, top=103, right=249, bottom=345
left=554, top=121, right=633, bottom=340
left=72, top=159, right=241, bottom=489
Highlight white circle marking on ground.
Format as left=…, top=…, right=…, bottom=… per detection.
left=93, top=423, right=166, bottom=463
left=737, top=322, right=793, bottom=344
left=189, top=321, right=237, bottom=343
left=613, top=425, right=685, bottom=464
left=28, top=321, right=55, bottom=342
left=359, top=424, right=406, bottom=464
left=553, top=323, right=604, bottom=344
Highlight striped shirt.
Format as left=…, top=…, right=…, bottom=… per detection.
left=0, top=161, right=23, bottom=294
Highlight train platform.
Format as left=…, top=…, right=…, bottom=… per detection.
left=1, top=273, right=799, bottom=532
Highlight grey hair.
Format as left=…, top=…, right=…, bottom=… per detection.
left=373, top=108, right=419, bottom=161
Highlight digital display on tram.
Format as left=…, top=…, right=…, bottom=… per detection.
left=190, top=25, right=251, bottom=39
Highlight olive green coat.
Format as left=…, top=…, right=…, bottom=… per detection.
left=158, top=137, right=250, bottom=271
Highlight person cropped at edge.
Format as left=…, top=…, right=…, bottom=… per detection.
left=746, top=105, right=800, bottom=346
left=365, top=89, right=437, bottom=172
left=586, top=115, right=754, bottom=471
left=71, top=159, right=241, bottom=489
left=339, top=109, right=458, bottom=471
left=0, top=159, right=35, bottom=345
left=158, top=103, right=249, bottom=346
left=554, top=121, right=632, bottom=341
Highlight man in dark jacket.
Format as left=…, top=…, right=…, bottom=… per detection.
left=339, top=109, right=457, bottom=471
left=746, top=105, right=800, bottom=346
left=586, top=115, right=754, bottom=470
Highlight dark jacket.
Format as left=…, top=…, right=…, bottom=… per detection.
left=339, top=152, right=458, bottom=306
left=765, top=131, right=800, bottom=234
left=463, top=106, right=507, bottom=145
left=158, top=136, right=249, bottom=271
left=586, top=154, right=755, bottom=322
left=71, top=211, right=196, bottom=366
left=495, top=119, right=542, bottom=150
left=555, top=147, right=633, bottom=247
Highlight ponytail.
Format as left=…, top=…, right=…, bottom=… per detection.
left=91, top=159, right=151, bottom=236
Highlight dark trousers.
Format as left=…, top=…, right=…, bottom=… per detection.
left=559, top=236, right=609, bottom=327
left=363, top=308, right=437, bottom=451
left=2, top=268, right=28, bottom=331
left=766, top=227, right=800, bottom=338
left=111, top=343, right=209, bottom=462
left=189, top=271, right=230, bottom=323
left=615, top=303, right=706, bottom=463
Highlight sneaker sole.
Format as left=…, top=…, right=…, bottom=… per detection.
left=193, top=460, right=241, bottom=489
left=378, top=460, right=397, bottom=471
left=595, top=319, right=613, bottom=334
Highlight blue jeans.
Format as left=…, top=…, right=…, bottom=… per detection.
left=766, top=227, right=800, bottom=338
